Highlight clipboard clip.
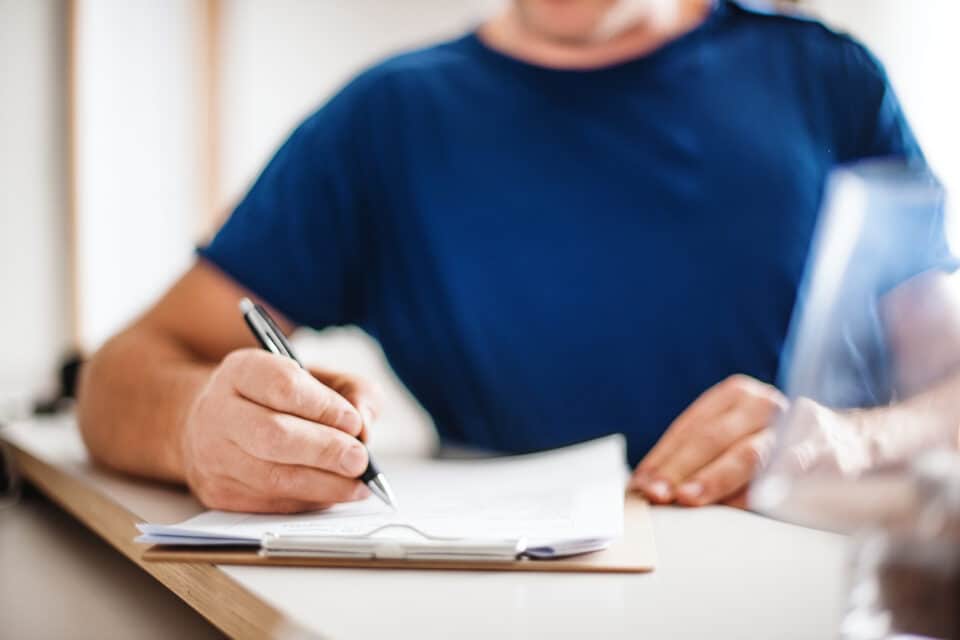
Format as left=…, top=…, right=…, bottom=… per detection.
left=260, top=523, right=527, bottom=562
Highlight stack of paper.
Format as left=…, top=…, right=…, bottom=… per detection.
left=137, top=435, right=627, bottom=559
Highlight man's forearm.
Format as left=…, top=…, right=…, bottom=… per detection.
left=861, top=368, right=960, bottom=466
left=76, top=326, right=214, bottom=484
left=861, top=271, right=960, bottom=464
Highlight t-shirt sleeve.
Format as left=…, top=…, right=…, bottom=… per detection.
left=835, top=39, right=958, bottom=282
left=198, top=79, right=374, bottom=329
left=836, top=39, right=923, bottom=164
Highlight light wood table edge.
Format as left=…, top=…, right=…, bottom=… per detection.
left=7, top=442, right=316, bottom=640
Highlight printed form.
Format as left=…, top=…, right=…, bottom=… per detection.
left=138, top=435, right=628, bottom=557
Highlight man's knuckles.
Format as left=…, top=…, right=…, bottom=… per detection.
left=721, top=374, right=785, bottom=406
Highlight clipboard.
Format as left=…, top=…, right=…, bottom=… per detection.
left=141, top=494, right=656, bottom=573
left=2, top=420, right=657, bottom=574
left=0, top=417, right=656, bottom=640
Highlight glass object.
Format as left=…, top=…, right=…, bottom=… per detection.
left=840, top=451, right=960, bottom=640
left=753, top=160, right=956, bottom=527
left=750, top=160, right=959, bottom=639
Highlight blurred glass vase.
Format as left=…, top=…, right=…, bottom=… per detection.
left=750, top=160, right=960, bottom=639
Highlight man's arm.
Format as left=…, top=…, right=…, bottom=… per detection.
left=884, top=270, right=960, bottom=396
left=629, top=269, right=960, bottom=507
left=80, top=68, right=386, bottom=512
left=78, top=261, right=253, bottom=481
left=813, top=269, right=960, bottom=470
left=77, top=261, right=381, bottom=512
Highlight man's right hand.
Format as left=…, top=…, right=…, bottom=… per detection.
left=180, top=348, right=380, bottom=513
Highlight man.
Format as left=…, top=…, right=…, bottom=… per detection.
left=77, top=0, right=960, bottom=514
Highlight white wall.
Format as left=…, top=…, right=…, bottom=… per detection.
left=69, top=0, right=493, bottom=358
left=73, top=0, right=202, bottom=350
left=0, top=0, right=69, bottom=399
left=804, top=0, right=960, bottom=248
left=217, top=0, right=493, bottom=214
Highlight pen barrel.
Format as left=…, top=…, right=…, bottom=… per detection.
left=242, top=314, right=273, bottom=352
left=359, top=458, right=380, bottom=485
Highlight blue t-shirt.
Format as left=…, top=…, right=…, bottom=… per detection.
left=200, top=1, right=936, bottom=464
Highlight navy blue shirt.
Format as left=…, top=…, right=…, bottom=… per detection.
left=200, top=1, right=932, bottom=464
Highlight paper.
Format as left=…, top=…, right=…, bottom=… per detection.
left=138, top=435, right=627, bottom=557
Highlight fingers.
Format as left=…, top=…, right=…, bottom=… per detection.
left=311, top=368, right=383, bottom=425
left=238, top=453, right=370, bottom=505
left=309, top=367, right=383, bottom=442
left=720, top=487, right=749, bottom=510
left=634, top=377, right=741, bottom=475
left=653, top=396, right=778, bottom=486
left=223, top=349, right=364, bottom=437
left=191, top=476, right=332, bottom=514
left=225, top=400, right=369, bottom=477
left=673, top=431, right=774, bottom=507
left=182, top=352, right=384, bottom=514
left=632, top=375, right=786, bottom=505
left=192, top=443, right=370, bottom=512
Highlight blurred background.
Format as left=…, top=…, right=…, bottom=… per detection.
left=1, top=0, right=959, bottom=454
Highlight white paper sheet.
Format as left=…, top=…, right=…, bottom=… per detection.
left=138, top=435, right=627, bottom=555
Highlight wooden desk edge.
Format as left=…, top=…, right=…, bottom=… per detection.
left=6, top=441, right=312, bottom=640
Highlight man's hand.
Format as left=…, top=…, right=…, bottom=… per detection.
left=630, top=374, right=787, bottom=507
left=180, top=349, right=382, bottom=513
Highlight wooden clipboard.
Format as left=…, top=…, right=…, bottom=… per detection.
left=5, top=430, right=656, bottom=574
left=141, top=494, right=656, bottom=573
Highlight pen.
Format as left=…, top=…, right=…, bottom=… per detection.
left=238, top=297, right=399, bottom=509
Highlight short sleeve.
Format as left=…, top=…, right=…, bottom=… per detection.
left=835, top=40, right=957, bottom=281
left=837, top=40, right=923, bottom=164
left=198, top=80, right=373, bottom=329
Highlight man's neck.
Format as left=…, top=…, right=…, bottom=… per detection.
left=478, top=0, right=713, bottom=70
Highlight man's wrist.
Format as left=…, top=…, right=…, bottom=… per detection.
left=858, top=401, right=957, bottom=469
left=161, top=365, right=213, bottom=483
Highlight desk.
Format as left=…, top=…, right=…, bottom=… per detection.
left=1, top=416, right=850, bottom=639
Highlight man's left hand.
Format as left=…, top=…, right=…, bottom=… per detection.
left=630, top=374, right=787, bottom=507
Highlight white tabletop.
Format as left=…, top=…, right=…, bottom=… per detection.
left=1, top=417, right=851, bottom=639
left=229, top=507, right=848, bottom=640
